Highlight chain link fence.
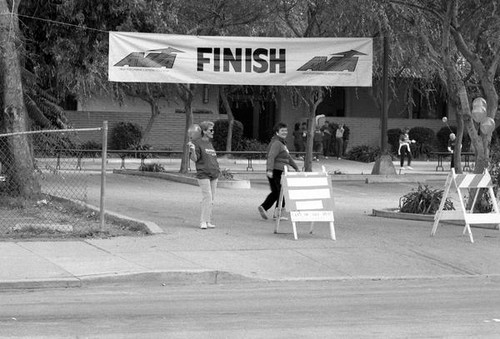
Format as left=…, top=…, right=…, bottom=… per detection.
left=0, top=125, right=106, bottom=236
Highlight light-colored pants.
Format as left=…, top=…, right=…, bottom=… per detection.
left=197, top=178, right=218, bottom=223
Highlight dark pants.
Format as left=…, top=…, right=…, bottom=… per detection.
left=400, top=147, right=412, bottom=167
left=335, top=137, right=344, bottom=157
left=323, top=136, right=331, bottom=156
left=261, top=169, right=284, bottom=211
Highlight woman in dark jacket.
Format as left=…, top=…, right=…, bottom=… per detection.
left=258, top=122, right=300, bottom=220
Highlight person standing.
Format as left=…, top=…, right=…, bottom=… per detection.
left=321, top=121, right=332, bottom=158
left=313, top=125, right=323, bottom=161
left=292, top=122, right=305, bottom=158
left=300, top=122, right=308, bottom=149
left=398, top=127, right=414, bottom=169
left=447, top=133, right=457, bottom=169
left=258, top=122, right=300, bottom=220
left=187, top=121, right=220, bottom=229
left=335, top=124, right=345, bottom=159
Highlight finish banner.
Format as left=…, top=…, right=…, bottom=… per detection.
left=108, top=32, right=372, bottom=87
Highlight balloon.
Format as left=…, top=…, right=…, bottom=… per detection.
left=442, top=117, right=448, bottom=123
left=188, top=124, right=202, bottom=141
left=480, top=117, right=495, bottom=135
left=472, top=97, right=487, bottom=123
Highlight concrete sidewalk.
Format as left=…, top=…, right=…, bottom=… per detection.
left=2, top=158, right=499, bottom=290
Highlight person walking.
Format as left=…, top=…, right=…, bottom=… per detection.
left=258, top=122, right=300, bottom=220
left=187, top=121, right=220, bottom=229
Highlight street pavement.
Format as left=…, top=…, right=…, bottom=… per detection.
left=1, top=157, right=500, bottom=289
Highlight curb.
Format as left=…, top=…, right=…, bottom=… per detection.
left=115, top=169, right=448, bottom=184
left=0, top=270, right=260, bottom=290
left=113, top=169, right=251, bottom=189
left=53, top=195, right=164, bottom=234
left=3, top=270, right=500, bottom=290
left=51, top=196, right=163, bottom=235
left=0, top=277, right=82, bottom=290
left=79, top=270, right=260, bottom=286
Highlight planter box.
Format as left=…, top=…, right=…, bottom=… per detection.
left=372, top=208, right=499, bottom=229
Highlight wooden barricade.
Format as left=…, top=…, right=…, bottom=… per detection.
left=274, top=166, right=335, bottom=240
left=431, top=168, right=500, bottom=243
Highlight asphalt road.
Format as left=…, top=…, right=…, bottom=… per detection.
left=1, top=277, right=500, bottom=338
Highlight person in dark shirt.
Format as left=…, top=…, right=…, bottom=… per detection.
left=320, top=121, right=332, bottom=158
left=258, top=122, right=300, bottom=220
left=447, top=133, right=457, bottom=169
left=187, top=121, right=220, bottom=229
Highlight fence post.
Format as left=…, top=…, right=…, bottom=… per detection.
left=100, top=121, right=108, bottom=229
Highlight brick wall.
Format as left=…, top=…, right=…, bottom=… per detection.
left=65, top=110, right=224, bottom=150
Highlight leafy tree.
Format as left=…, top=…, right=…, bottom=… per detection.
left=385, top=0, right=500, bottom=173
left=275, top=0, right=380, bottom=171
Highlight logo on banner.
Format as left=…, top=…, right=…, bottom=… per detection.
left=114, top=47, right=184, bottom=68
left=297, top=49, right=366, bottom=72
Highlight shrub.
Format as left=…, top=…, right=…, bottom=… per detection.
left=139, top=162, right=165, bottom=172
left=409, top=127, right=436, bottom=159
left=212, top=119, right=244, bottom=151
left=220, top=168, right=234, bottom=180
left=79, top=140, right=102, bottom=150
left=110, top=122, right=142, bottom=150
left=399, top=184, right=454, bottom=214
left=238, top=138, right=268, bottom=152
left=237, top=138, right=268, bottom=159
left=436, top=126, right=471, bottom=152
left=32, top=132, right=76, bottom=157
left=345, top=145, right=381, bottom=163
left=79, top=140, right=102, bottom=158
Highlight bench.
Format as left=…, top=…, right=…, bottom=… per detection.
left=431, top=151, right=475, bottom=172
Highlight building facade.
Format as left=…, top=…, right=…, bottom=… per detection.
left=65, top=84, right=454, bottom=152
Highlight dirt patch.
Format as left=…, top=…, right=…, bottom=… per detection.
left=0, top=195, right=150, bottom=240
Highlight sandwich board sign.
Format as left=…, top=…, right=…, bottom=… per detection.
left=275, top=166, right=335, bottom=240
left=431, top=168, right=500, bottom=243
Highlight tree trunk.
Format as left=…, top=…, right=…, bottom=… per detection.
left=458, top=87, right=487, bottom=172
left=0, top=0, right=40, bottom=198
left=296, top=87, right=323, bottom=172
left=141, top=101, right=161, bottom=146
left=220, top=87, right=234, bottom=154
left=177, top=84, right=194, bottom=174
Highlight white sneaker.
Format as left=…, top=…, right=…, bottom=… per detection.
left=273, top=216, right=289, bottom=221
left=207, top=222, right=216, bottom=228
left=406, top=166, right=413, bottom=170
left=258, top=206, right=268, bottom=220
left=273, top=208, right=288, bottom=221
left=200, top=222, right=207, bottom=229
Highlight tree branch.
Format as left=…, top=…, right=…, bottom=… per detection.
left=388, top=0, right=443, bottom=22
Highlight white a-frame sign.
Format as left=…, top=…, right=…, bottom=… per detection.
left=431, top=168, right=500, bottom=243
left=274, top=166, right=335, bottom=240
